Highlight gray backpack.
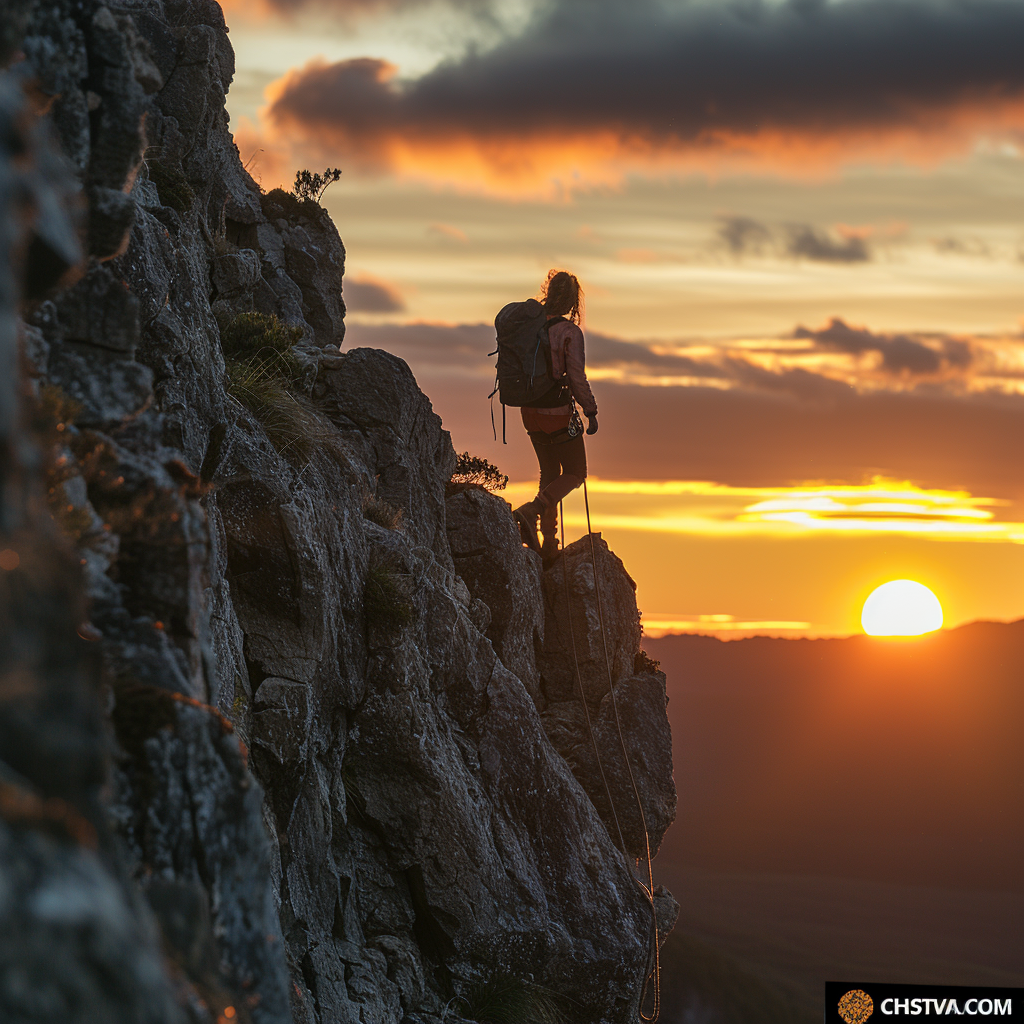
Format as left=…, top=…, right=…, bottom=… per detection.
left=490, top=299, right=567, bottom=409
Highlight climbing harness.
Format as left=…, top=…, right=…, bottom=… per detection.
left=558, top=481, right=662, bottom=1023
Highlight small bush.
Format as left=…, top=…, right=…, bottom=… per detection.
left=292, top=167, right=342, bottom=205
left=362, top=494, right=403, bottom=530
left=449, top=453, right=508, bottom=491
left=364, top=555, right=415, bottom=630
left=634, top=648, right=661, bottom=675
left=456, top=978, right=566, bottom=1024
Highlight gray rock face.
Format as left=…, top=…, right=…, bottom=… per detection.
left=539, top=538, right=676, bottom=860
left=257, top=190, right=346, bottom=348
left=0, top=49, right=187, bottom=1024
left=445, top=485, right=545, bottom=703
left=544, top=671, right=677, bottom=861
left=540, top=534, right=643, bottom=704
left=0, top=820, right=187, bottom=1024
left=1, top=2, right=677, bottom=1022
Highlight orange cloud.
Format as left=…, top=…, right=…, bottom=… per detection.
left=427, top=222, right=468, bottom=243
left=616, top=248, right=662, bottom=264
left=241, top=0, right=1024, bottom=196
left=249, top=92, right=1024, bottom=199
left=252, top=75, right=1024, bottom=197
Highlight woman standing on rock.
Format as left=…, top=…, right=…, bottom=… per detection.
left=502, top=270, right=598, bottom=562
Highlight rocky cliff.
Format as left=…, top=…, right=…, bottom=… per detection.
left=0, top=3, right=677, bottom=1022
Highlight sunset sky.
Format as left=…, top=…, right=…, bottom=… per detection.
left=223, top=0, right=1024, bottom=637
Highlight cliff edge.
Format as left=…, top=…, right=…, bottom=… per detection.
left=0, top=3, right=677, bottom=1022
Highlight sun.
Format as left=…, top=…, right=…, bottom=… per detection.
left=861, top=580, right=943, bottom=636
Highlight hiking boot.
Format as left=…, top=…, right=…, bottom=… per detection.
left=513, top=501, right=542, bottom=552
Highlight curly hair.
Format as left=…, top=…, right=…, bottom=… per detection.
left=540, top=270, right=584, bottom=324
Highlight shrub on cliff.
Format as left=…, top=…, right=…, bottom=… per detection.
left=448, top=452, right=508, bottom=493
left=146, top=158, right=195, bottom=213
left=634, top=648, right=661, bottom=674
left=292, top=167, right=342, bottom=205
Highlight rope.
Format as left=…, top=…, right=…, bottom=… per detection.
left=581, top=479, right=660, bottom=1022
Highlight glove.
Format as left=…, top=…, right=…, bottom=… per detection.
left=586, top=414, right=598, bottom=436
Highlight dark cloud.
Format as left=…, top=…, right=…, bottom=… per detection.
left=249, top=0, right=498, bottom=16
left=343, top=318, right=1023, bottom=499
left=784, top=225, right=870, bottom=263
left=934, top=237, right=993, bottom=258
left=718, top=216, right=772, bottom=256
left=585, top=331, right=728, bottom=380
left=722, top=358, right=857, bottom=402
left=266, top=0, right=1024, bottom=169
left=342, top=321, right=493, bottom=368
left=349, top=316, right=984, bottom=390
left=794, top=318, right=971, bottom=375
left=345, top=322, right=734, bottom=383
left=718, top=217, right=872, bottom=262
left=343, top=276, right=406, bottom=313
left=590, top=381, right=1024, bottom=498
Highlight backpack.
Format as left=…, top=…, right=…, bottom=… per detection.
left=490, top=299, right=568, bottom=408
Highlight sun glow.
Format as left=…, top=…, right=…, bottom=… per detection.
left=501, top=477, right=1024, bottom=542
left=861, top=580, right=944, bottom=636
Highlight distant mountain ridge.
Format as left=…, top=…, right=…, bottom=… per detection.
left=644, top=619, right=1023, bottom=892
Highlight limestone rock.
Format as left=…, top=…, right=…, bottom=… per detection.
left=0, top=820, right=187, bottom=1024
left=0, top=55, right=188, bottom=1024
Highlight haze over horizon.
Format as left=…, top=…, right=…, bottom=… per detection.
left=223, top=0, right=1024, bottom=637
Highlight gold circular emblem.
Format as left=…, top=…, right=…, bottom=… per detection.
left=838, top=990, right=874, bottom=1024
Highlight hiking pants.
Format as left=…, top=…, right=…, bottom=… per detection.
left=529, top=432, right=587, bottom=539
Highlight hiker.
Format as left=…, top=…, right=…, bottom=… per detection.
left=493, top=270, right=598, bottom=561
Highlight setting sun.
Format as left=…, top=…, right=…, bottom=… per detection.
left=861, top=580, right=944, bottom=636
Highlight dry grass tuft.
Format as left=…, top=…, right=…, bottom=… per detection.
left=221, top=312, right=345, bottom=467
left=220, top=312, right=306, bottom=384
left=455, top=978, right=567, bottom=1024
